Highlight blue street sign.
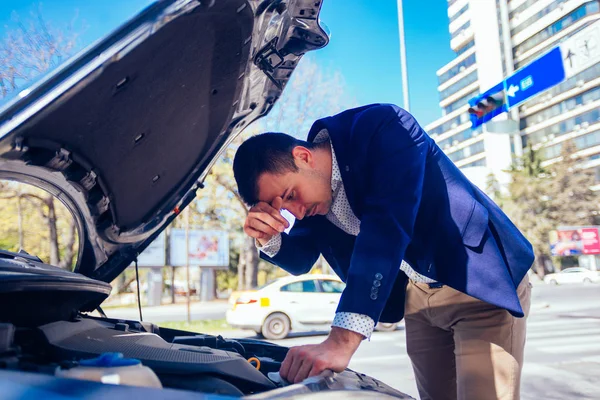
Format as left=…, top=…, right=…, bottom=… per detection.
left=504, top=47, right=566, bottom=109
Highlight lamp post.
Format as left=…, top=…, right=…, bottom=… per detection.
left=397, top=0, right=410, bottom=112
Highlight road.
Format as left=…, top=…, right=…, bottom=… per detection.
left=104, top=299, right=231, bottom=322
left=267, top=282, right=600, bottom=399
left=105, top=282, right=600, bottom=399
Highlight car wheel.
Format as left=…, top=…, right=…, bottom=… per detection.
left=550, top=279, right=558, bottom=285
left=584, top=278, right=592, bottom=284
left=262, top=313, right=291, bottom=340
left=375, top=322, right=398, bottom=332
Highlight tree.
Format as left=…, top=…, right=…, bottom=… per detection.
left=196, top=56, right=357, bottom=291
left=545, top=141, right=599, bottom=227
left=504, top=141, right=600, bottom=276
left=0, top=181, right=78, bottom=269
left=0, top=6, right=80, bottom=98
left=0, top=7, right=81, bottom=268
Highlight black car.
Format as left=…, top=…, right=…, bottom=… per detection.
left=0, top=1, right=413, bottom=398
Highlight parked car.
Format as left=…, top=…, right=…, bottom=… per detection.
left=0, top=0, right=412, bottom=398
left=543, top=267, right=600, bottom=285
left=227, top=274, right=399, bottom=339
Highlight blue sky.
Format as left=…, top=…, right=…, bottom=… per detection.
left=0, top=0, right=454, bottom=126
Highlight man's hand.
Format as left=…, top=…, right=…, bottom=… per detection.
left=244, top=197, right=289, bottom=246
left=279, top=327, right=363, bottom=383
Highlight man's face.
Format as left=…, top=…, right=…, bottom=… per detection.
left=256, top=146, right=332, bottom=220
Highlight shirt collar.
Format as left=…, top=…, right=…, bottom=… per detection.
left=313, top=129, right=341, bottom=192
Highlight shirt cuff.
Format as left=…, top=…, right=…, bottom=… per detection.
left=256, top=234, right=282, bottom=258
left=332, top=312, right=375, bottom=340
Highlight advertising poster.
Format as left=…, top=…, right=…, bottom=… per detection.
left=549, top=227, right=600, bottom=256
left=170, top=229, right=229, bottom=269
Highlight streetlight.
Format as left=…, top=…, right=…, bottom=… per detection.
left=397, top=0, right=410, bottom=112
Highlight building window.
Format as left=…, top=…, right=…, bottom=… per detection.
left=450, top=3, right=469, bottom=24
left=510, top=0, right=541, bottom=20
left=513, top=2, right=600, bottom=58
left=456, top=40, right=475, bottom=56
left=541, top=129, right=600, bottom=160
left=462, top=158, right=486, bottom=168
left=521, top=86, right=600, bottom=131
left=439, top=70, right=478, bottom=101
left=511, top=0, right=569, bottom=36
left=451, top=20, right=471, bottom=40
left=438, top=54, right=477, bottom=86
left=444, top=89, right=479, bottom=114
left=526, top=107, right=600, bottom=147
left=447, top=139, right=485, bottom=162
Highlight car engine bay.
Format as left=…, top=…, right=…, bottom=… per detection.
left=0, top=251, right=411, bottom=398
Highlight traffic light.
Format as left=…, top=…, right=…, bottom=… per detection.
left=468, top=83, right=508, bottom=129
left=468, top=93, right=504, bottom=118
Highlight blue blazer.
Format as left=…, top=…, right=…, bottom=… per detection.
left=261, top=104, right=534, bottom=323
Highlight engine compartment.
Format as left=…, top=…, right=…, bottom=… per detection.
left=0, top=315, right=412, bottom=398
left=0, top=252, right=412, bottom=398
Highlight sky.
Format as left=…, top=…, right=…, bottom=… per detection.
left=0, top=0, right=455, bottom=126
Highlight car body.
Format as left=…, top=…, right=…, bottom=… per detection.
left=543, top=267, right=600, bottom=285
left=227, top=274, right=399, bottom=339
left=0, top=0, right=412, bottom=398
left=227, top=274, right=346, bottom=339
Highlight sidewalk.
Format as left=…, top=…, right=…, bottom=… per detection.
left=101, top=299, right=231, bottom=323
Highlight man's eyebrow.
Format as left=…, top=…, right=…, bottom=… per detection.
left=280, top=188, right=289, bottom=200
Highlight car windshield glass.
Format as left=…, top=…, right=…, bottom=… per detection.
left=280, top=280, right=318, bottom=293
left=320, top=280, right=345, bottom=293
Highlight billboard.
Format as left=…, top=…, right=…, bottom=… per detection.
left=136, top=231, right=166, bottom=267
left=170, top=229, right=229, bottom=268
left=549, top=227, right=600, bottom=256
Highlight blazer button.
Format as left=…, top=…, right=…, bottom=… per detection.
left=370, top=293, right=378, bottom=300
left=375, top=273, right=383, bottom=280
left=345, top=165, right=350, bottom=172
left=373, top=280, right=381, bottom=287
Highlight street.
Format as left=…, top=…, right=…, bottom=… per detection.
left=267, top=282, right=600, bottom=399
left=105, top=299, right=231, bottom=322
left=106, top=281, right=600, bottom=399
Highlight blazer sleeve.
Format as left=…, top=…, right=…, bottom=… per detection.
left=336, top=104, right=428, bottom=322
left=259, top=217, right=321, bottom=276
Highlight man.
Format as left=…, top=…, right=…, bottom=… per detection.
left=233, top=104, right=533, bottom=400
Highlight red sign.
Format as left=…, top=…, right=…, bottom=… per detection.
left=582, top=228, right=600, bottom=254
left=549, top=227, right=600, bottom=256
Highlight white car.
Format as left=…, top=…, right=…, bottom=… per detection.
left=226, top=274, right=398, bottom=339
left=543, top=267, right=600, bottom=285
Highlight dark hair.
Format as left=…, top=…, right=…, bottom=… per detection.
left=233, top=132, right=314, bottom=206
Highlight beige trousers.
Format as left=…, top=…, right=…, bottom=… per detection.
left=404, top=275, right=531, bottom=400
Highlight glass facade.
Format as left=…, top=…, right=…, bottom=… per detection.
left=525, top=107, right=600, bottom=148
left=439, top=70, right=478, bottom=101
left=462, top=158, right=486, bottom=168
left=521, top=85, right=600, bottom=131
left=444, top=89, right=479, bottom=114
left=451, top=20, right=471, bottom=39
left=511, top=0, right=569, bottom=36
left=437, top=126, right=483, bottom=150
left=542, top=128, right=600, bottom=159
left=514, top=2, right=600, bottom=58
left=438, top=54, right=476, bottom=86
left=447, top=139, right=485, bottom=162
left=456, top=40, right=475, bottom=56
left=510, top=0, right=540, bottom=19
left=450, top=4, right=469, bottom=23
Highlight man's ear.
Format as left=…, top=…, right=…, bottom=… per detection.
left=292, top=146, right=313, bottom=166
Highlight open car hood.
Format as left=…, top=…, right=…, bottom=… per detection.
left=0, top=0, right=328, bottom=282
